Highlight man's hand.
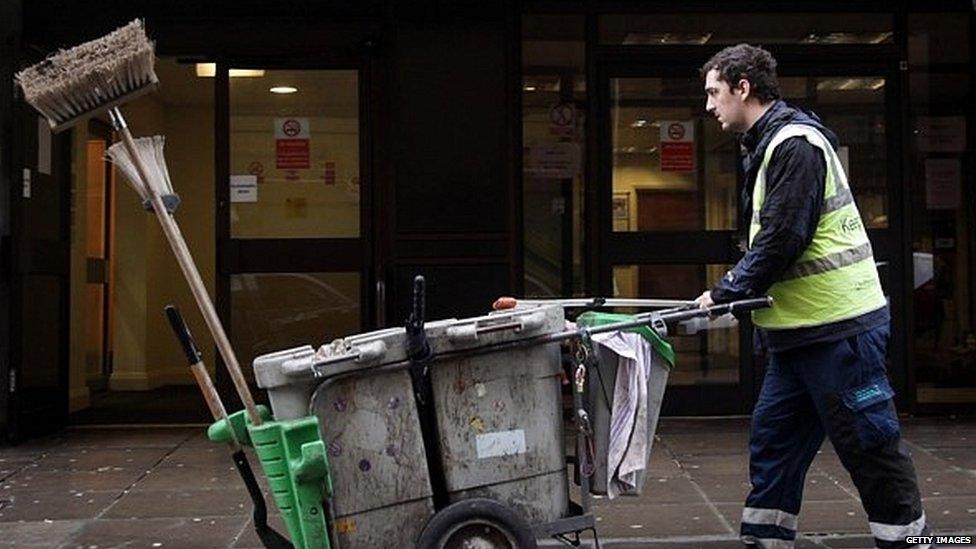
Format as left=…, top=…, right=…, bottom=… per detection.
left=695, top=290, right=714, bottom=309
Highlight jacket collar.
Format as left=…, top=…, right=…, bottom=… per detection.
left=739, top=100, right=797, bottom=177
left=740, top=100, right=787, bottom=156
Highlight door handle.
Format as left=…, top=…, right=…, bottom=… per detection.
left=375, top=279, right=386, bottom=327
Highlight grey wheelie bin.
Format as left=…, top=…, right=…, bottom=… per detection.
left=253, top=298, right=570, bottom=548
left=250, top=278, right=772, bottom=549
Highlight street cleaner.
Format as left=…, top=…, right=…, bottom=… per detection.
left=696, top=44, right=931, bottom=549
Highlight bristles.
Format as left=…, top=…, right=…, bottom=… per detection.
left=105, top=136, right=174, bottom=203
left=15, top=19, right=157, bottom=129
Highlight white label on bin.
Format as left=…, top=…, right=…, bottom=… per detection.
left=476, top=430, right=526, bottom=459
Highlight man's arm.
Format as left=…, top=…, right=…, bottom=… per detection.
left=708, top=137, right=826, bottom=303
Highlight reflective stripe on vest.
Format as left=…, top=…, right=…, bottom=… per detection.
left=749, top=124, right=886, bottom=329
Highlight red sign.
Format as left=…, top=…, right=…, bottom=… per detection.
left=660, top=142, right=694, bottom=171
left=660, top=120, right=695, bottom=172
left=247, top=160, right=265, bottom=184
left=276, top=139, right=310, bottom=169
left=274, top=118, right=311, bottom=171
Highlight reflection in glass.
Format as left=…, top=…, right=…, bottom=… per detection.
left=231, top=272, right=361, bottom=381
left=522, top=14, right=587, bottom=297
left=908, top=42, right=975, bottom=403
left=779, top=76, right=889, bottom=229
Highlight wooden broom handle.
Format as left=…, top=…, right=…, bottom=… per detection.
left=165, top=304, right=242, bottom=450
left=115, top=119, right=262, bottom=426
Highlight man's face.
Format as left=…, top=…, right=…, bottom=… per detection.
left=704, top=69, right=748, bottom=133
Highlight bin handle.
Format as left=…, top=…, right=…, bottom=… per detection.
left=284, top=340, right=389, bottom=377
left=447, top=311, right=547, bottom=343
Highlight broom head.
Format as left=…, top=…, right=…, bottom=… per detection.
left=15, top=19, right=158, bottom=132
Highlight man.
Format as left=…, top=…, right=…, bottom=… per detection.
left=697, top=44, right=930, bottom=549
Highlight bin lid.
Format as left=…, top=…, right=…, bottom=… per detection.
left=575, top=311, right=675, bottom=367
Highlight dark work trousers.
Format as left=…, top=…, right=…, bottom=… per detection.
left=741, top=324, right=930, bottom=549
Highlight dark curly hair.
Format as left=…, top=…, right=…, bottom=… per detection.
left=701, top=44, right=781, bottom=104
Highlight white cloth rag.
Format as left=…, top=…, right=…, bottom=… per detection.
left=592, top=330, right=656, bottom=499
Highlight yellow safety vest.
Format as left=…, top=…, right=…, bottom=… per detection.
left=749, top=124, right=886, bottom=329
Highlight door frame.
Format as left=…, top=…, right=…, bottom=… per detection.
left=6, top=101, right=72, bottom=440
left=213, top=52, right=380, bottom=406
left=589, top=44, right=907, bottom=414
left=85, top=119, right=117, bottom=392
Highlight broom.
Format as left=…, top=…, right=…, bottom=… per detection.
left=165, top=305, right=291, bottom=549
left=15, top=19, right=262, bottom=426
left=16, top=21, right=333, bottom=549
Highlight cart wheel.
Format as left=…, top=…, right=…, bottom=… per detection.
left=416, top=498, right=538, bottom=549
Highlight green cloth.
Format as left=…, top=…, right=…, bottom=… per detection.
left=576, top=311, right=675, bottom=368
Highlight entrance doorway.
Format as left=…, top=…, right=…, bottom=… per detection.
left=83, top=120, right=116, bottom=395
left=217, top=64, right=373, bottom=402
left=594, top=49, right=903, bottom=414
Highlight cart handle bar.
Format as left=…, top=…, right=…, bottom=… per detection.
left=302, top=297, right=771, bottom=376
left=547, top=296, right=773, bottom=342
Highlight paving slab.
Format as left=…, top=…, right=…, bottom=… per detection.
left=0, top=417, right=971, bottom=546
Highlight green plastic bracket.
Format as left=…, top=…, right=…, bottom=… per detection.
left=206, top=405, right=272, bottom=446
left=206, top=408, right=331, bottom=549
left=248, top=416, right=332, bottom=549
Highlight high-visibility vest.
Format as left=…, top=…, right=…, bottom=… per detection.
left=749, top=124, right=886, bottom=329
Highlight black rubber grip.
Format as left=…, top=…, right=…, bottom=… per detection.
left=164, top=305, right=202, bottom=366
left=725, top=297, right=774, bottom=315
left=412, top=275, right=426, bottom=325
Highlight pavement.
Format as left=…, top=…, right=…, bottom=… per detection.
left=0, top=416, right=973, bottom=548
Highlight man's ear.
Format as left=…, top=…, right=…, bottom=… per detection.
left=736, top=78, right=752, bottom=102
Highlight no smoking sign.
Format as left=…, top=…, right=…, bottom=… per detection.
left=274, top=117, right=311, bottom=169
left=549, top=102, right=576, bottom=137
left=282, top=119, right=302, bottom=137
left=667, top=122, right=686, bottom=141
left=660, top=120, right=695, bottom=172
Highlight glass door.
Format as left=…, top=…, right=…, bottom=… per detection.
left=597, top=69, right=748, bottom=415
left=596, top=52, right=901, bottom=415
left=219, top=67, right=370, bottom=388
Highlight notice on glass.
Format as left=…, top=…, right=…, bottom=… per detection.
left=274, top=117, right=311, bottom=169
left=916, top=116, right=966, bottom=153
left=548, top=102, right=576, bottom=137
left=660, top=120, right=695, bottom=172
left=925, top=159, right=961, bottom=210
left=524, top=143, right=580, bottom=179
left=230, top=175, right=258, bottom=203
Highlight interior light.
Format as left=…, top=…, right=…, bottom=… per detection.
left=195, top=63, right=266, bottom=78
left=524, top=85, right=537, bottom=92
left=270, top=86, right=298, bottom=94
left=231, top=69, right=266, bottom=78
left=631, top=119, right=648, bottom=128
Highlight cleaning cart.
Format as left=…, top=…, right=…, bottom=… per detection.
left=11, top=18, right=775, bottom=549
left=250, top=277, right=771, bottom=548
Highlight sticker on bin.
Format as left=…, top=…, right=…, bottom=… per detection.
left=476, top=429, right=527, bottom=459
